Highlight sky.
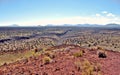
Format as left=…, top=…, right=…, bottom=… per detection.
left=0, top=0, right=120, bottom=26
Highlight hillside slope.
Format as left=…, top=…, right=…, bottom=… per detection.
left=0, top=45, right=120, bottom=75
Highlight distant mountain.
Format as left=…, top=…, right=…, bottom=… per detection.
left=76, top=24, right=102, bottom=27
left=74, top=23, right=120, bottom=27
left=38, top=24, right=56, bottom=27
left=46, top=24, right=55, bottom=26
left=43, top=24, right=101, bottom=27
left=9, top=24, right=20, bottom=27
left=105, top=23, right=120, bottom=27
left=44, top=24, right=102, bottom=27
left=37, top=23, right=120, bottom=28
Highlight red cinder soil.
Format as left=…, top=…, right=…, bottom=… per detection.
left=0, top=45, right=120, bottom=75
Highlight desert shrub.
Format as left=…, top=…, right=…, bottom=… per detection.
left=94, top=63, right=101, bottom=72
left=75, top=59, right=102, bottom=75
left=97, top=46, right=103, bottom=50
left=98, top=71, right=102, bottom=75
left=73, top=50, right=83, bottom=57
left=74, top=61, right=81, bottom=71
left=90, top=46, right=99, bottom=50
left=44, top=51, right=55, bottom=59
left=42, top=56, right=52, bottom=65
left=34, top=48, right=42, bottom=53
left=88, top=44, right=91, bottom=47
left=3, top=62, right=7, bottom=66
left=22, top=58, right=29, bottom=64
left=54, top=67, right=60, bottom=71
left=82, top=59, right=94, bottom=75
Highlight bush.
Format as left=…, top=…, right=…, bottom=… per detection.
left=97, top=46, right=103, bottom=50
left=74, top=61, right=81, bottom=71
left=94, top=63, right=101, bottom=72
left=42, top=56, right=52, bottom=65
left=44, top=51, right=55, bottom=59
left=75, top=59, right=102, bottom=75
left=81, top=59, right=102, bottom=75
left=82, top=59, right=94, bottom=75
left=73, top=50, right=83, bottom=57
left=34, top=48, right=43, bottom=53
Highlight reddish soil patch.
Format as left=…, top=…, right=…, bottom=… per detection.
left=0, top=45, right=120, bottom=75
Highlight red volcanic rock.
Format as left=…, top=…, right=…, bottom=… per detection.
left=0, top=45, right=120, bottom=75
left=0, top=70, right=3, bottom=75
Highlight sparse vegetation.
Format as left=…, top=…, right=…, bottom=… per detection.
left=81, top=59, right=94, bottom=75
left=0, top=27, right=119, bottom=75
left=73, top=50, right=83, bottom=57
left=97, top=46, right=103, bottom=50
left=0, top=27, right=120, bottom=52
left=74, top=59, right=102, bottom=75
left=0, top=49, right=41, bottom=66
left=74, top=61, right=81, bottom=71
left=96, top=46, right=107, bottom=58
left=94, top=63, right=101, bottom=72
left=44, top=51, right=55, bottom=59
left=42, top=56, right=52, bottom=65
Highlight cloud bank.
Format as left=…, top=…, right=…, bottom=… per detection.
left=30, top=11, right=120, bottom=26
left=0, top=11, right=120, bottom=26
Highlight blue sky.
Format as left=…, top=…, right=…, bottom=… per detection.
left=0, top=0, right=120, bottom=26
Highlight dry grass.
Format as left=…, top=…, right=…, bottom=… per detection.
left=0, top=49, right=41, bottom=66
left=74, top=61, right=81, bottom=71
left=44, top=51, right=55, bottom=59
left=42, top=56, right=52, bottom=65
left=81, top=59, right=94, bottom=75
left=79, top=59, right=102, bottom=75
left=73, top=50, right=83, bottom=57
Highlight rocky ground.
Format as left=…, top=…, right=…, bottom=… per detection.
left=0, top=44, right=120, bottom=75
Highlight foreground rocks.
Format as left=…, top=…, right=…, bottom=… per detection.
left=0, top=45, right=120, bottom=75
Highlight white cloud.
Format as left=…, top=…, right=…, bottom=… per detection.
left=106, top=13, right=115, bottom=17
left=95, top=14, right=101, bottom=17
left=27, top=15, right=120, bottom=26
left=101, top=11, right=116, bottom=17
left=0, top=11, right=120, bottom=26
left=102, top=11, right=108, bottom=14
